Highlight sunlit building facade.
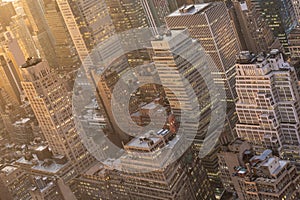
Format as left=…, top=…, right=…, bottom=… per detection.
left=20, top=58, right=95, bottom=173
left=236, top=49, right=300, bottom=169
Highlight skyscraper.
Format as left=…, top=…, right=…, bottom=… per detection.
left=140, top=0, right=171, bottom=35
left=20, top=58, right=95, bottom=173
left=165, top=3, right=240, bottom=140
left=151, top=29, right=224, bottom=198
left=64, top=0, right=116, bottom=50
left=252, top=0, right=297, bottom=53
left=42, top=0, right=80, bottom=74
left=232, top=0, right=281, bottom=53
left=235, top=49, right=300, bottom=169
left=8, top=15, right=39, bottom=60
left=292, top=0, right=300, bottom=23
left=21, top=0, right=58, bottom=67
left=56, top=0, right=92, bottom=68
left=0, top=54, right=21, bottom=104
left=165, top=3, right=240, bottom=104
left=0, top=2, right=16, bottom=30
left=164, top=5, right=240, bottom=194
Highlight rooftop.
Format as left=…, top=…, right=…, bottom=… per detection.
left=236, top=49, right=282, bottom=64
left=21, top=57, right=42, bottom=68
left=84, top=162, right=106, bottom=177
left=152, top=29, right=189, bottom=43
left=168, top=3, right=211, bottom=17
left=16, top=154, right=66, bottom=174
left=125, top=129, right=173, bottom=152
left=13, top=118, right=30, bottom=125
left=1, top=166, right=17, bottom=175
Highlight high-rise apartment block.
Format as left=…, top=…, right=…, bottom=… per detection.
left=20, top=58, right=95, bottom=173
left=235, top=49, right=300, bottom=168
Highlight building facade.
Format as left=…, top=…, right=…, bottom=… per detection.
left=20, top=58, right=95, bottom=173
left=235, top=49, right=300, bottom=169
left=232, top=0, right=281, bottom=53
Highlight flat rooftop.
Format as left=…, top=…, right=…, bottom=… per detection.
left=84, top=162, right=106, bottom=176
left=125, top=129, right=172, bottom=151
left=16, top=154, right=66, bottom=174
left=14, top=118, right=30, bottom=125
left=1, top=166, right=17, bottom=175
left=168, top=3, right=211, bottom=17
left=151, top=29, right=188, bottom=43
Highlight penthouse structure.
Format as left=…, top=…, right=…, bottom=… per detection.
left=241, top=150, right=299, bottom=199
left=219, top=142, right=300, bottom=199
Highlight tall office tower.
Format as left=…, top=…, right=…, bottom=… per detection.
left=166, top=3, right=240, bottom=103
left=288, top=27, right=300, bottom=60
left=3, top=31, right=27, bottom=67
left=140, top=0, right=170, bottom=35
left=0, top=54, right=21, bottom=104
left=151, top=29, right=223, bottom=198
left=218, top=138, right=253, bottom=198
left=235, top=49, right=300, bottom=169
left=104, top=0, right=148, bottom=33
left=219, top=144, right=300, bottom=200
left=42, top=0, right=80, bottom=74
left=165, top=5, right=238, bottom=192
left=252, top=0, right=297, bottom=53
left=96, top=68, right=132, bottom=146
left=20, top=58, right=95, bottom=173
left=56, top=0, right=92, bottom=68
left=232, top=0, right=281, bottom=53
left=104, top=0, right=150, bottom=67
left=165, top=3, right=240, bottom=141
left=65, top=0, right=116, bottom=50
left=75, top=129, right=216, bottom=200
left=20, top=0, right=58, bottom=67
left=0, top=2, right=16, bottom=30
left=8, top=15, right=39, bottom=60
